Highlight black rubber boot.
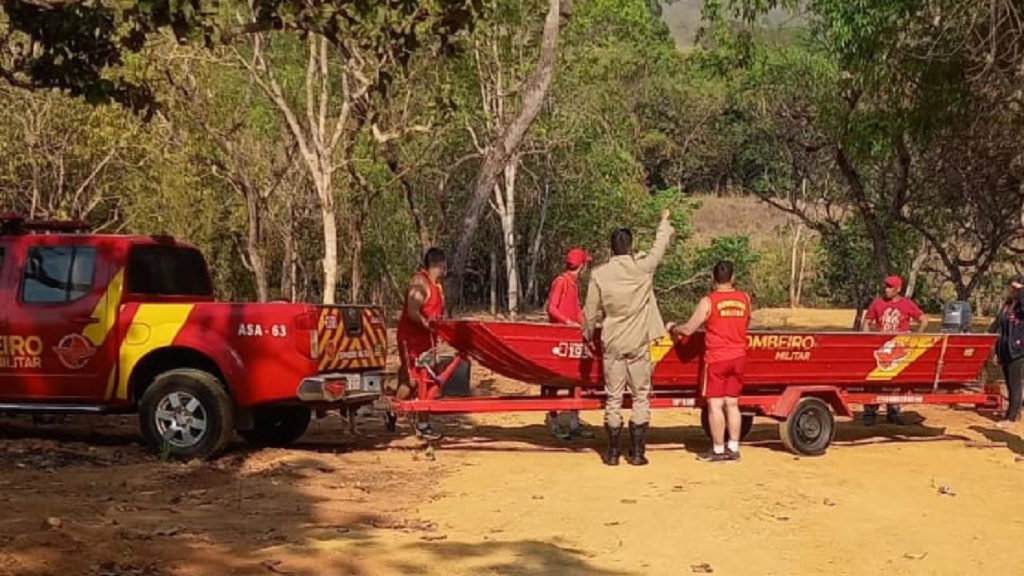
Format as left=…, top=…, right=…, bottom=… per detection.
left=602, top=424, right=622, bottom=466
left=627, top=422, right=649, bottom=466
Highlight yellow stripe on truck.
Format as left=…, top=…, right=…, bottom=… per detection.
left=115, top=304, right=195, bottom=400
left=83, top=269, right=124, bottom=347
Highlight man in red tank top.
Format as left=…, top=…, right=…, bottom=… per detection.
left=670, top=261, right=751, bottom=462
left=395, top=247, right=447, bottom=440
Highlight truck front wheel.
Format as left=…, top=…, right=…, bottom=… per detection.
left=139, top=369, right=235, bottom=460
left=239, top=406, right=312, bottom=447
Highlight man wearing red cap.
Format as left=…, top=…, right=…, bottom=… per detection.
left=543, top=247, right=594, bottom=439
left=861, top=275, right=929, bottom=425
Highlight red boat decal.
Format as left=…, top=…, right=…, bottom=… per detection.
left=867, top=335, right=941, bottom=380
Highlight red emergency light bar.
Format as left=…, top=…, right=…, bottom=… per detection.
left=0, top=212, right=91, bottom=235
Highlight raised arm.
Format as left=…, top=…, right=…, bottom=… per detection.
left=636, top=209, right=675, bottom=275
left=582, top=275, right=603, bottom=342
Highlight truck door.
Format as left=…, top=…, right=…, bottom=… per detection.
left=0, top=242, right=15, bottom=401
left=4, top=241, right=117, bottom=402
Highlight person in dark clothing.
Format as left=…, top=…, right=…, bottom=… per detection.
left=994, top=277, right=1024, bottom=427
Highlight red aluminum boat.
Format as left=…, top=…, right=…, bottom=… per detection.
left=431, top=320, right=994, bottom=391
left=389, top=319, right=1002, bottom=456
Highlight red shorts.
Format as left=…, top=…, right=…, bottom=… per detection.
left=705, top=355, right=746, bottom=398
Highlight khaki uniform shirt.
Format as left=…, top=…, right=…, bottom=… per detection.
left=583, top=218, right=674, bottom=357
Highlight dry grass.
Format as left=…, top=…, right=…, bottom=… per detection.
left=690, top=195, right=796, bottom=246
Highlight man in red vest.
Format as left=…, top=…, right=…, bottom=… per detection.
left=543, top=247, right=594, bottom=439
left=671, top=261, right=751, bottom=462
left=395, top=247, right=447, bottom=440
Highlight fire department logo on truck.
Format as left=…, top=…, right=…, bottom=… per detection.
left=53, top=334, right=96, bottom=370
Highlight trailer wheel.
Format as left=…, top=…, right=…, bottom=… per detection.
left=699, top=407, right=754, bottom=441
left=139, top=369, right=234, bottom=461
left=238, top=406, right=311, bottom=447
left=779, top=397, right=835, bottom=456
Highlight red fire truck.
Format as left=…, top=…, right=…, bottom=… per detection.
left=0, top=214, right=386, bottom=459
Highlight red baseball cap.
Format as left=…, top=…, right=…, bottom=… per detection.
left=884, top=275, right=903, bottom=290
left=566, top=248, right=591, bottom=270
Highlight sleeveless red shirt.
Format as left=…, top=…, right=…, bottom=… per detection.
left=704, top=289, right=750, bottom=365
left=397, top=271, right=445, bottom=357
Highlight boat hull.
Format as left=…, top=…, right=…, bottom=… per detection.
left=431, top=320, right=995, bottom=391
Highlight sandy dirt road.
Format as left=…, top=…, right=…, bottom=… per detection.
left=1, top=398, right=1022, bottom=576
left=1, top=311, right=1020, bottom=576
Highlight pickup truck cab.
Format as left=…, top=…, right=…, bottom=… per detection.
left=0, top=214, right=387, bottom=459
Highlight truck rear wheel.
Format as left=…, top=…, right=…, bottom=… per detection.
left=779, top=397, right=835, bottom=456
left=239, top=406, right=312, bottom=447
left=139, top=369, right=234, bottom=460
left=699, top=407, right=754, bottom=441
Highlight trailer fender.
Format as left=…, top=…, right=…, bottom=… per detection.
left=768, top=386, right=852, bottom=419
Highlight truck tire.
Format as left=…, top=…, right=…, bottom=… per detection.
left=699, top=407, right=754, bottom=441
left=239, top=406, right=312, bottom=447
left=139, top=369, right=234, bottom=461
left=779, top=397, right=835, bottom=456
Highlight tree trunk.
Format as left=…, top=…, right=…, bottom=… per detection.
left=319, top=182, right=339, bottom=305
left=525, top=178, right=549, bottom=305
left=905, top=237, right=928, bottom=299
left=403, top=179, right=431, bottom=253
left=243, top=189, right=269, bottom=302
left=795, top=241, right=807, bottom=307
left=851, top=283, right=864, bottom=331
left=835, top=146, right=892, bottom=279
left=788, top=221, right=803, bottom=308
left=447, top=0, right=570, bottom=302
left=280, top=223, right=296, bottom=301
left=489, top=250, right=498, bottom=317
left=497, top=161, right=520, bottom=319
left=350, top=220, right=364, bottom=303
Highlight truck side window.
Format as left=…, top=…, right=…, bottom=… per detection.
left=22, top=246, right=97, bottom=304
left=127, top=245, right=213, bottom=297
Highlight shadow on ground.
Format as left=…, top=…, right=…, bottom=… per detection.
left=0, top=414, right=429, bottom=576
left=395, top=409, right=961, bottom=460
left=968, top=425, right=1024, bottom=457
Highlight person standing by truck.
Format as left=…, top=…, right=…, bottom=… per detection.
left=395, top=247, right=447, bottom=440
left=583, top=209, right=675, bottom=466
left=543, top=248, right=595, bottom=440
left=861, top=275, right=929, bottom=426
left=669, top=261, right=751, bottom=462
left=993, top=277, right=1024, bottom=427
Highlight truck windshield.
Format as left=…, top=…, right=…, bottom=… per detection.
left=127, top=244, right=213, bottom=297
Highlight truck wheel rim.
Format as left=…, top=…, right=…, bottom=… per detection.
left=155, top=392, right=209, bottom=448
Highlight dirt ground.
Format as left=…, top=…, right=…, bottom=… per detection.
left=2, top=314, right=1023, bottom=576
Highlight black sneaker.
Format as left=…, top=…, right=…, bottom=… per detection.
left=415, top=425, right=442, bottom=441
left=886, top=411, right=905, bottom=426
left=726, top=449, right=741, bottom=461
left=862, top=412, right=877, bottom=426
left=696, top=450, right=731, bottom=463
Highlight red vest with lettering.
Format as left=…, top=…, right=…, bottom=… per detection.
left=705, top=289, right=751, bottom=365
left=397, top=271, right=445, bottom=358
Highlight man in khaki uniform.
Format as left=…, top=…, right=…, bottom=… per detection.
left=583, top=209, right=675, bottom=466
